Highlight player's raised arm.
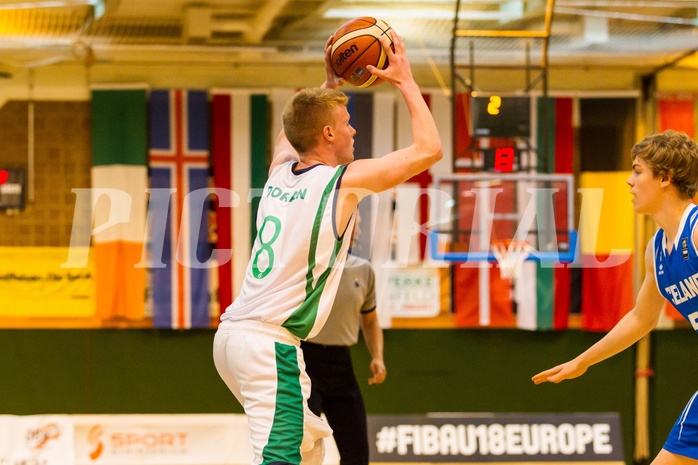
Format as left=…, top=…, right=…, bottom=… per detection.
left=340, top=31, right=443, bottom=196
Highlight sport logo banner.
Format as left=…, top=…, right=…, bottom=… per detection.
left=368, top=412, right=624, bottom=463
left=74, top=414, right=250, bottom=464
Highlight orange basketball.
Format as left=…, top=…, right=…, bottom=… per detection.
left=330, top=17, right=393, bottom=88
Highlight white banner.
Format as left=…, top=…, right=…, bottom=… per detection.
left=0, top=414, right=340, bottom=465
left=0, top=415, right=74, bottom=465
left=387, top=267, right=441, bottom=318
left=74, top=414, right=339, bottom=465
left=74, top=414, right=251, bottom=465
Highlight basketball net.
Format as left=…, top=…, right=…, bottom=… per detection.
left=492, top=240, right=533, bottom=280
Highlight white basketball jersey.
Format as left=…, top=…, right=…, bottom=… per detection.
left=221, top=161, right=354, bottom=340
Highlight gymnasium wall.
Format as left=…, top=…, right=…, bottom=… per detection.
left=1, top=328, right=697, bottom=464
left=0, top=101, right=91, bottom=247
left=0, top=65, right=697, bottom=465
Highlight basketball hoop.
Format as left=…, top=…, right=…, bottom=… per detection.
left=492, top=240, right=533, bottom=280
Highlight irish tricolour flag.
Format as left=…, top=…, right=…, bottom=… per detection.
left=90, top=88, right=148, bottom=321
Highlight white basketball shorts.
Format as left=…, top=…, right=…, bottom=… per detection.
left=213, top=319, right=332, bottom=465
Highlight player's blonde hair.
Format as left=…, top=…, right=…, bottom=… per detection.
left=282, top=87, right=349, bottom=154
left=632, top=130, right=698, bottom=199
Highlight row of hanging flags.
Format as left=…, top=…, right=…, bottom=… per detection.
left=89, top=87, right=454, bottom=329
left=89, top=86, right=697, bottom=330
left=91, top=88, right=270, bottom=328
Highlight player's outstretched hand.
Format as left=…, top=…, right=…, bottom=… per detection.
left=366, top=31, right=414, bottom=89
left=532, top=359, right=587, bottom=384
left=322, top=35, right=345, bottom=90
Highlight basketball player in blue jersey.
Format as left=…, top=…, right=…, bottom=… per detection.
left=533, top=130, right=698, bottom=464
left=213, top=30, right=442, bottom=465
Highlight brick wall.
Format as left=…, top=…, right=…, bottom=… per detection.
left=0, top=100, right=91, bottom=246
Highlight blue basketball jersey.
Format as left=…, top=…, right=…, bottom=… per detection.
left=654, top=204, right=698, bottom=459
left=654, top=204, right=698, bottom=333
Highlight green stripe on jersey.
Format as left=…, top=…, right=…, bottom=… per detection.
left=261, top=343, right=303, bottom=465
left=282, top=165, right=347, bottom=339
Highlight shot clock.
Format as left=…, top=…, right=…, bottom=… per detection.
left=470, top=95, right=531, bottom=173
left=471, top=96, right=531, bottom=138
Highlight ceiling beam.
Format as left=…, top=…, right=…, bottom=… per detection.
left=244, top=0, right=292, bottom=43
left=555, top=6, right=698, bottom=25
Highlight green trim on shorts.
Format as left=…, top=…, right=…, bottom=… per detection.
left=261, top=342, right=304, bottom=465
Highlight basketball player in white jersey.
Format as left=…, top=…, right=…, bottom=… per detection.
left=213, top=30, right=442, bottom=465
left=533, top=130, right=698, bottom=465
left=302, top=212, right=386, bottom=465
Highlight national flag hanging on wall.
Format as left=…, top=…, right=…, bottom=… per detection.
left=347, top=92, right=378, bottom=258
left=149, top=89, right=211, bottom=329
left=551, top=98, right=574, bottom=329
left=342, top=91, right=396, bottom=328
left=515, top=97, right=574, bottom=331
left=396, top=92, right=431, bottom=263
left=211, top=90, right=269, bottom=315
left=452, top=92, right=515, bottom=328
left=91, top=88, right=148, bottom=321
left=658, top=97, right=696, bottom=138
left=579, top=172, right=635, bottom=331
left=658, top=95, right=697, bottom=321
left=453, top=265, right=516, bottom=327
left=391, top=90, right=452, bottom=264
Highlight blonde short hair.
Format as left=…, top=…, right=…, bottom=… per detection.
left=282, top=87, right=349, bottom=154
left=632, top=130, right=698, bottom=199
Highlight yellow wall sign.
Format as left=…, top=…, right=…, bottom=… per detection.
left=579, top=172, right=635, bottom=255
left=0, top=247, right=95, bottom=317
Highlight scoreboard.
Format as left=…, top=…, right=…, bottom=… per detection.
left=470, top=95, right=532, bottom=173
